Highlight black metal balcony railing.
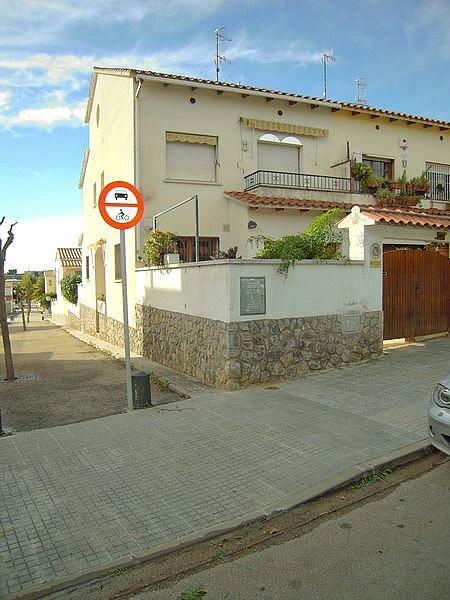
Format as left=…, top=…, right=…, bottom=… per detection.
left=244, top=170, right=361, bottom=193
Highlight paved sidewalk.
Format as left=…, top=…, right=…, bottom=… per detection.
left=0, top=319, right=177, bottom=433
left=0, top=338, right=448, bottom=598
left=65, top=327, right=213, bottom=399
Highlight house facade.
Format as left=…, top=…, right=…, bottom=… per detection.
left=51, top=248, right=82, bottom=327
left=77, top=68, right=449, bottom=384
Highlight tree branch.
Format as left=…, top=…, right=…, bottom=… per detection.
left=1, top=220, right=17, bottom=258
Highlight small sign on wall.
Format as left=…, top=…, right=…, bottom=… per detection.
left=240, top=277, right=266, bottom=316
left=342, top=310, right=361, bottom=333
left=369, top=242, right=381, bottom=268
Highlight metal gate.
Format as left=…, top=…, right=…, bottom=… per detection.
left=383, top=249, right=449, bottom=340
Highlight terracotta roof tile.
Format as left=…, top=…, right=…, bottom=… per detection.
left=360, top=209, right=450, bottom=230
left=225, top=191, right=450, bottom=229
left=224, top=191, right=353, bottom=210
left=93, top=68, right=450, bottom=128
left=56, top=247, right=82, bottom=268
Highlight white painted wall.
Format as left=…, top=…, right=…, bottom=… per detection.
left=136, top=78, right=449, bottom=256
left=339, top=206, right=449, bottom=260
left=51, top=296, right=80, bottom=326
left=136, top=259, right=380, bottom=323
left=80, top=74, right=137, bottom=326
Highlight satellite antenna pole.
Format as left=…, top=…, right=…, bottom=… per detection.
left=214, top=27, right=231, bottom=82
left=321, top=51, right=336, bottom=99
left=355, top=77, right=368, bottom=104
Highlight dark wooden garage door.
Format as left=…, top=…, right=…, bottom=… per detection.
left=383, top=249, right=449, bottom=340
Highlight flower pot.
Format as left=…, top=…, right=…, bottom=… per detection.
left=164, top=253, right=180, bottom=265
left=389, top=182, right=403, bottom=190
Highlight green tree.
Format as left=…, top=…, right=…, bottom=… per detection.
left=61, top=273, right=81, bottom=304
left=17, top=271, right=37, bottom=323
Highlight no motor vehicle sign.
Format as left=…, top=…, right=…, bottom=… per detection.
left=98, top=181, right=143, bottom=229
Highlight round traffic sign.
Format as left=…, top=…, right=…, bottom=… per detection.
left=98, top=181, right=144, bottom=229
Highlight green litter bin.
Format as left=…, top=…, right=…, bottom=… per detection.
left=131, top=371, right=152, bottom=409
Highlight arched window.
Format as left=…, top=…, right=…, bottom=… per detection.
left=281, top=135, right=302, bottom=146
left=258, top=132, right=280, bottom=143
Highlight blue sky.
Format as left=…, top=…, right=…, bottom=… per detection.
left=1, top=0, right=449, bottom=269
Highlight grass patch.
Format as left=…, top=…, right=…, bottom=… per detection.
left=352, top=468, right=392, bottom=488
left=177, top=586, right=207, bottom=599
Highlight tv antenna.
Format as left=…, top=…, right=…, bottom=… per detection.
left=355, top=77, right=367, bottom=104
left=321, top=51, right=336, bottom=99
left=215, top=27, right=231, bottom=82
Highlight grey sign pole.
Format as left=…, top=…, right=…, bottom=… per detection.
left=120, top=228, right=133, bottom=411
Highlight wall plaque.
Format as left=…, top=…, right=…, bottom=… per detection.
left=369, top=242, right=381, bottom=268
left=240, top=277, right=266, bottom=316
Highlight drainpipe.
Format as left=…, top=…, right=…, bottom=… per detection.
left=134, top=78, right=143, bottom=259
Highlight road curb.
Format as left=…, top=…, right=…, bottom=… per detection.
left=4, top=440, right=433, bottom=600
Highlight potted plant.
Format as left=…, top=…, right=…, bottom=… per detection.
left=351, top=162, right=374, bottom=193
left=410, top=173, right=430, bottom=195
left=143, top=229, right=178, bottom=266
left=389, top=180, right=403, bottom=191
left=366, top=175, right=385, bottom=193
left=375, top=187, right=396, bottom=206
left=397, top=194, right=418, bottom=207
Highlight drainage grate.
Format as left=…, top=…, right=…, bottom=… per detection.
left=0, top=374, right=37, bottom=383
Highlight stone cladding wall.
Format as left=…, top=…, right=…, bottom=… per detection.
left=79, top=303, right=143, bottom=354
left=139, top=306, right=383, bottom=389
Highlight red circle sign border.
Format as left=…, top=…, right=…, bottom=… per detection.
left=98, top=180, right=144, bottom=230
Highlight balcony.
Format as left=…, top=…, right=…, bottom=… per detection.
left=244, top=170, right=361, bottom=194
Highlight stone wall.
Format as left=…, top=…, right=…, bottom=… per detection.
left=227, top=312, right=383, bottom=388
left=140, top=305, right=383, bottom=389
left=67, top=311, right=81, bottom=331
left=79, top=303, right=143, bottom=354
left=141, top=305, right=229, bottom=387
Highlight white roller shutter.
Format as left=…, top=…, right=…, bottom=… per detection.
left=257, top=142, right=300, bottom=172
left=166, top=141, right=216, bottom=182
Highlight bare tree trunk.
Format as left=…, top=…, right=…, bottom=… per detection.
left=20, top=302, right=26, bottom=330
left=0, top=273, right=15, bottom=380
left=0, top=218, right=17, bottom=381
left=27, top=300, right=31, bottom=323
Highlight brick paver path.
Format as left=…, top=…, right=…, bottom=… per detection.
left=0, top=338, right=448, bottom=597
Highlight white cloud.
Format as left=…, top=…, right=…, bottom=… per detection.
left=4, top=216, right=83, bottom=272
left=0, top=32, right=324, bottom=130
left=0, top=90, right=11, bottom=110
left=0, top=101, right=86, bottom=129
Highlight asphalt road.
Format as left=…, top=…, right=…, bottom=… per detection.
left=139, top=459, right=450, bottom=600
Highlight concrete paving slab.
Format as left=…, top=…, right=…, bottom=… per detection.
left=0, top=337, right=448, bottom=598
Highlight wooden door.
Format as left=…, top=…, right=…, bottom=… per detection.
left=383, top=249, right=449, bottom=340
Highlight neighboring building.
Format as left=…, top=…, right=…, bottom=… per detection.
left=51, top=248, right=82, bottom=327
left=76, top=68, right=449, bottom=385
left=44, top=270, right=56, bottom=295
left=55, top=248, right=82, bottom=297
left=4, top=279, right=16, bottom=315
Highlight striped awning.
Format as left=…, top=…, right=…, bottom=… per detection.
left=240, top=117, right=328, bottom=137
left=166, top=132, right=217, bottom=145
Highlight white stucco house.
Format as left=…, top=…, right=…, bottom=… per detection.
left=51, top=247, right=82, bottom=327
left=76, top=68, right=449, bottom=387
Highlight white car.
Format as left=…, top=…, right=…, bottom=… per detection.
left=428, top=374, right=450, bottom=455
